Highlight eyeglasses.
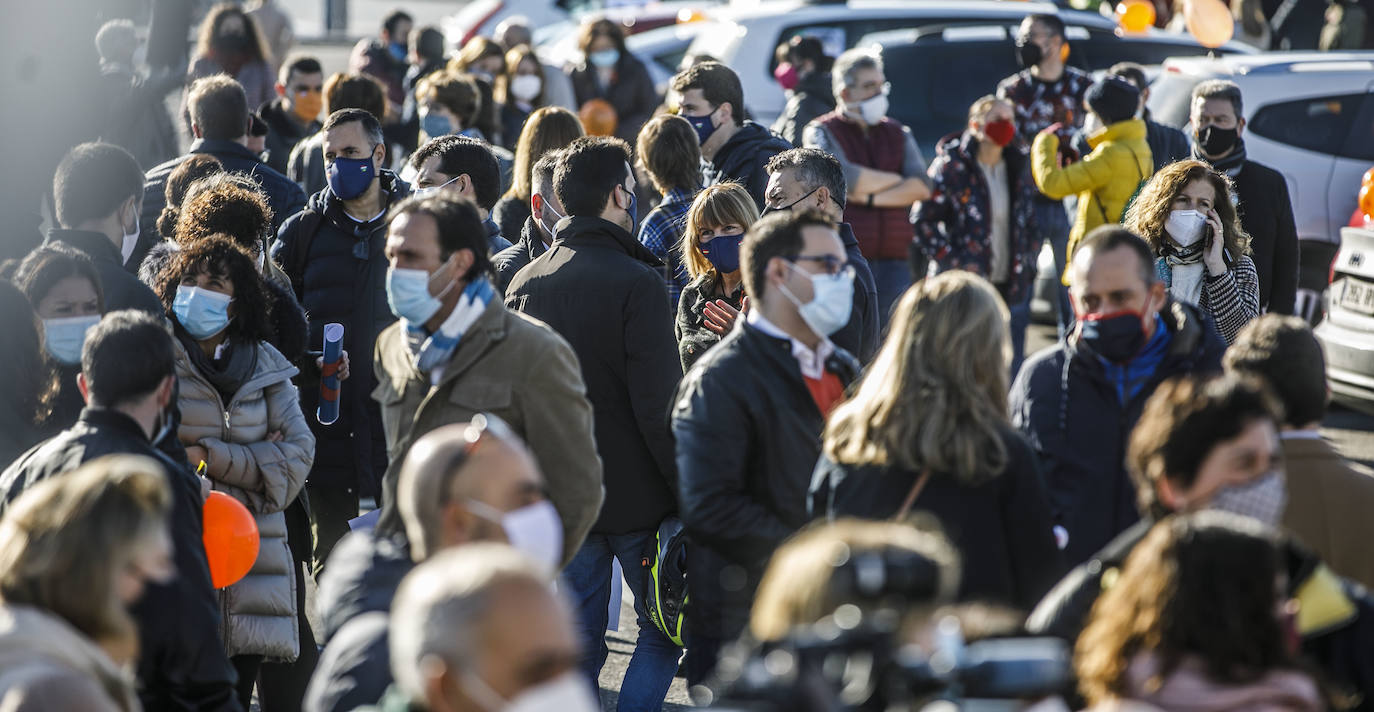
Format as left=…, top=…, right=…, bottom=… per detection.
left=790, top=254, right=854, bottom=277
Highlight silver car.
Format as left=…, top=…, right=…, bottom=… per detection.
left=1318, top=227, right=1374, bottom=411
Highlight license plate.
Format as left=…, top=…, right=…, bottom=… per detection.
left=1340, top=279, right=1374, bottom=316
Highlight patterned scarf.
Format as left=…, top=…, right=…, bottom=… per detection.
left=405, top=278, right=496, bottom=374
left=1193, top=137, right=1247, bottom=178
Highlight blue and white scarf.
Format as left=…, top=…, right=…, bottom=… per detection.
left=405, top=277, right=497, bottom=374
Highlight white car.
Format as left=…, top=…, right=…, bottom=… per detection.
left=1318, top=226, right=1374, bottom=411
left=540, top=20, right=702, bottom=96
left=443, top=0, right=711, bottom=51
left=1147, top=52, right=1374, bottom=320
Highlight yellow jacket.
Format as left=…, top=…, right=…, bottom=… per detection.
left=1031, top=118, right=1152, bottom=281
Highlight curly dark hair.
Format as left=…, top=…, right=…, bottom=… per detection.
left=0, top=282, right=55, bottom=426
left=1123, top=159, right=1252, bottom=259
left=158, top=155, right=224, bottom=239
left=174, top=173, right=274, bottom=256
left=155, top=235, right=274, bottom=345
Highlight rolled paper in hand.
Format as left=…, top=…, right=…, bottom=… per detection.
left=317, top=323, right=344, bottom=425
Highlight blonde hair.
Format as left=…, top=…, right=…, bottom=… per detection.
left=824, top=272, right=1010, bottom=483
left=505, top=106, right=583, bottom=203
left=750, top=519, right=959, bottom=642
left=494, top=44, right=546, bottom=109
left=680, top=183, right=759, bottom=280
left=1122, top=159, right=1251, bottom=259
left=0, top=455, right=170, bottom=644
left=966, top=94, right=1010, bottom=126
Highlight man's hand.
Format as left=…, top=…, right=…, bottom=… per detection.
left=703, top=297, right=748, bottom=335
left=316, top=350, right=351, bottom=382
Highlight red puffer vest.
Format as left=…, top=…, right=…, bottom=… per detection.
left=818, top=112, right=912, bottom=261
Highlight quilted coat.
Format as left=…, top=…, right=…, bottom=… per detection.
left=173, top=337, right=314, bottom=660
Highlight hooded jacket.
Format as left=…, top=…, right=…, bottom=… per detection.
left=505, top=216, right=680, bottom=534
left=271, top=171, right=410, bottom=497
left=172, top=337, right=313, bottom=660
left=704, top=121, right=793, bottom=211
left=1031, top=118, right=1152, bottom=272
left=0, top=604, right=141, bottom=712
left=1010, top=301, right=1225, bottom=566
left=771, top=70, right=836, bottom=148
left=491, top=215, right=549, bottom=294
left=45, top=229, right=163, bottom=316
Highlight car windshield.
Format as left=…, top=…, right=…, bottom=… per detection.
left=1148, top=71, right=1205, bottom=130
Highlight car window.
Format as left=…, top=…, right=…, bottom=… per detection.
left=1147, top=71, right=1205, bottom=129
left=1072, top=34, right=1229, bottom=70
left=1250, top=94, right=1362, bottom=156
left=1338, top=92, right=1374, bottom=161
left=773, top=16, right=976, bottom=79
left=882, top=41, right=1021, bottom=155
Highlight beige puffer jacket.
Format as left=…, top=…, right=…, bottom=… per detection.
left=0, top=603, right=141, bottom=711
left=173, top=337, right=314, bottom=660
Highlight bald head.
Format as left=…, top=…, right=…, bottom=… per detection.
left=396, top=415, right=546, bottom=561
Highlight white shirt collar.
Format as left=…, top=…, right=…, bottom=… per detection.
left=1280, top=429, right=1324, bottom=441
left=747, top=309, right=834, bottom=380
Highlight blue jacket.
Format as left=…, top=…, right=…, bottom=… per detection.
left=1010, top=301, right=1225, bottom=567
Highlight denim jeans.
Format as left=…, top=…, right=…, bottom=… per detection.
left=1009, top=297, right=1031, bottom=379
left=871, top=258, right=913, bottom=330
left=1035, top=200, right=1075, bottom=338
left=562, top=532, right=681, bottom=711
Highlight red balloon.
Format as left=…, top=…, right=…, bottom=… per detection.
left=202, top=491, right=259, bottom=589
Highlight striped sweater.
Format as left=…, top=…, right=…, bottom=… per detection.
left=1157, top=253, right=1260, bottom=345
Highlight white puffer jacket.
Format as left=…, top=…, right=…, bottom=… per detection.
left=173, top=337, right=314, bottom=660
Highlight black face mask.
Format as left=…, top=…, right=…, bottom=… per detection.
left=1016, top=40, right=1044, bottom=69
left=762, top=187, right=820, bottom=217
left=1197, top=124, right=1239, bottom=157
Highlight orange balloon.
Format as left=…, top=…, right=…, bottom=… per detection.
left=1116, top=0, right=1156, bottom=33
left=1361, top=183, right=1374, bottom=222
left=1362, top=167, right=1374, bottom=188
left=202, top=491, right=259, bottom=589
left=579, top=99, right=618, bottom=137
left=1184, top=0, right=1235, bottom=47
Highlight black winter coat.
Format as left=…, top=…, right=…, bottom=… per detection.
left=139, top=139, right=308, bottom=273
left=771, top=71, right=836, bottom=148
left=1233, top=159, right=1300, bottom=315
left=45, top=229, right=163, bottom=316
left=259, top=96, right=321, bottom=177
left=675, top=273, right=745, bottom=372
left=491, top=194, right=533, bottom=246
left=810, top=426, right=1064, bottom=611
left=672, top=322, right=860, bottom=641
left=491, top=215, right=548, bottom=295
left=505, top=216, right=680, bottom=533
left=0, top=409, right=240, bottom=711
left=704, top=121, right=793, bottom=211
left=1010, top=301, right=1225, bottom=566
left=569, top=54, right=659, bottom=144
left=271, top=172, right=411, bottom=496
left=1144, top=118, right=1192, bottom=172
left=834, top=222, right=881, bottom=364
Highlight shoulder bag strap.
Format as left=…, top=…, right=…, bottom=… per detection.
left=892, top=468, right=933, bottom=521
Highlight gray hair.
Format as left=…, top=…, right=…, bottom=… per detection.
left=389, top=545, right=546, bottom=704
left=1191, top=79, right=1244, bottom=118
left=95, top=19, right=137, bottom=64
left=766, top=148, right=847, bottom=209
left=832, top=48, right=883, bottom=99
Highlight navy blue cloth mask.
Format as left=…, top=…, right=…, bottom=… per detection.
left=683, top=111, right=717, bottom=145
left=1077, top=310, right=1147, bottom=363
left=328, top=155, right=376, bottom=200
left=701, top=233, right=744, bottom=274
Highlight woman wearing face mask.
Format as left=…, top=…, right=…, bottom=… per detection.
left=914, top=95, right=1043, bottom=374
left=0, top=282, right=54, bottom=466
left=1077, top=513, right=1322, bottom=712
left=184, top=4, right=275, bottom=127
left=14, top=246, right=105, bottom=438
left=415, top=70, right=484, bottom=142
left=676, top=183, right=760, bottom=371
left=153, top=236, right=315, bottom=710
left=1124, top=159, right=1259, bottom=345
left=0, top=456, right=174, bottom=711
left=769, top=36, right=835, bottom=148
left=496, top=45, right=549, bottom=152
left=569, top=19, right=658, bottom=143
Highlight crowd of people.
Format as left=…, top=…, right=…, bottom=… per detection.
left=0, top=3, right=1372, bottom=712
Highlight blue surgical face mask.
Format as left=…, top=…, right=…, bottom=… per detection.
left=779, top=262, right=855, bottom=337
left=327, top=154, right=377, bottom=200
left=682, top=109, right=718, bottom=145
left=420, top=111, right=453, bottom=138
left=589, top=49, right=619, bottom=69
left=387, top=259, right=457, bottom=324
left=700, top=232, right=744, bottom=274
left=43, top=315, right=100, bottom=365
left=174, top=285, right=234, bottom=340
left=388, top=41, right=407, bottom=62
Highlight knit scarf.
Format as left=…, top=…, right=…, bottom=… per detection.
left=1193, top=137, right=1247, bottom=178
left=405, top=278, right=496, bottom=374
left=176, top=329, right=258, bottom=405
left=1157, top=238, right=1205, bottom=278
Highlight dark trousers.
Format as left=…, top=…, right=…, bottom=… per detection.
left=256, top=498, right=321, bottom=711
left=307, top=480, right=358, bottom=574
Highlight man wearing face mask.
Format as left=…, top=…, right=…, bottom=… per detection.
left=407, top=135, right=514, bottom=254
left=997, top=13, right=1091, bottom=337
left=1, top=310, right=239, bottom=711
left=770, top=36, right=835, bottom=148
left=804, top=49, right=930, bottom=328
left=505, top=136, right=684, bottom=709
left=763, top=148, right=879, bottom=364
left=1027, top=373, right=1374, bottom=709
left=672, top=210, right=862, bottom=686
left=671, top=62, right=792, bottom=211
left=914, top=95, right=1042, bottom=374
left=307, top=414, right=588, bottom=712
left=1189, top=80, right=1299, bottom=316
left=272, top=108, right=412, bottom=573
left=46, top=142, right=163, bottom=316
left=259, top=56, right=325, bottom=175
left=1010, top=227, right=1224, bottom=568
left=493, top=152, right=564, bottom=293
left=349, top=10, right=412, bottom=121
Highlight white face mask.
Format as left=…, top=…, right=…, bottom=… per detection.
left=464, top=670, right=599, bottom=712
left=855, top=92, right=888, bottom=125
left=1083, top=111, right=1105, bottom=138
left=779, top=262, right=855, bottom=338
left=510, top=74, right=543, bottom=102
left=466, top=498, right=564, bottom=575
left=1166, top=209, right=1208, bottom=247
left=1208, top=469, right=1287, bottom=527
left=121, top=211, right=140, bottom=266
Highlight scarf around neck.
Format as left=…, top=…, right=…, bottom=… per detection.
left=176, top=328, right=258, bottom=406
left=405, top=277, right=497, bottom=374
left=1194, top=136, right=1246, bottom=178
